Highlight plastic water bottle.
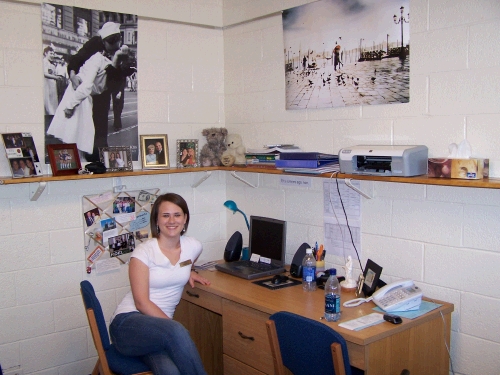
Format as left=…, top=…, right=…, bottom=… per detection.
left=302, top=248, right=317, bottom=291
left=324, top=268, right=341, bottom=321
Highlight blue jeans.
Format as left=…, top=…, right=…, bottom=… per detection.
left=110, top=312, right=207, bottom=375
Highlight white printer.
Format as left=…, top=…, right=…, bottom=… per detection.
left=339, top=145, right=428, bottom=177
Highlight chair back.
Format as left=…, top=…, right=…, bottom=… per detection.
left=80, top=280, right=111, bottom=350
left=268, top=311, right=352, bottom=375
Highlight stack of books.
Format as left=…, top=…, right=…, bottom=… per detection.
left=245, top=144, right=302, bottom=169
left=274, top=152, right=340, bottom=174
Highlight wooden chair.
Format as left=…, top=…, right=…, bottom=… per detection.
left=266, top=311, right=363, bottom=375
left=80, top=280, right=153, bottom=375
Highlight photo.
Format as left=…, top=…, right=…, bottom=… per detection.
left=83, top=207, right=100, bottom=227
left=112, top=196, right=136, bottom=214
left=2, top=132, right=42, bottom=178
left=176, top=139, right=199, bottom=167
left=140, top=135, right=169, bottom=169
left=283, top=0, right=410, bottom=109
left=47, top=143, right=81, bottom=176
left=42, top=3, right=139, bottom=163
left=135, top=229, right=149, bottom=240
left=100, top=217, right=117, bottom=232
left=99, top=146, right=133, bottom=171
left=108, top=232, right=135, bottom=257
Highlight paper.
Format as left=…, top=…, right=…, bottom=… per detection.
left=338, top=312, right=385, bottom=331
left=323, top=180, right=361, bottom=258
left=373, top=300, right=442, bottom=319
left=95, top=258, right=121, bottom=274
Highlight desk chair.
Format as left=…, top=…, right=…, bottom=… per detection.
left=266, top=311, right=363, bottom=375
left=80, top=281, right=152, bottom=375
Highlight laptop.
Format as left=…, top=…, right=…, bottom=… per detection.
left=215, top=216, right=286, bottom=280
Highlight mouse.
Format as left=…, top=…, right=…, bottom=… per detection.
left=272, top=275, right=289, bottom=285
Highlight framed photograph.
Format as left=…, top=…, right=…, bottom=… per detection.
left=176, top=139, right=199, bottom=168
left=2, top=132, right=43, bottom=178
left=47, top=143, right=81, bottom=176
left=140, top=135, right=169, bottom=169
left=99, top=146, right=133, bottom=172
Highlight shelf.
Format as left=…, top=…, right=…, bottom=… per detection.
left=1, top=165, right=500, bottom=189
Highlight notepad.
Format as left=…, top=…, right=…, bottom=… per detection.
left=338, top=313, right=385, bottom=331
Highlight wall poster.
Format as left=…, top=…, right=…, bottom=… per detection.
left=41, top=4, right=138, bottom=163
left=283, top=0, right=410, bottom=109
left=82, top=189, right=159, bottom=274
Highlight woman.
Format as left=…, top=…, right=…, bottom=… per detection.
left=43, top=46, right=63, bottom=129
left=146, top=144, right=158, bottom=164
left=110, top=193, right=210, bottom=375
left=108, top=152, right=117, bottom=168
left=47, top=45, right=128, bottom=155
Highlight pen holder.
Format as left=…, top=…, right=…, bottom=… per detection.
left=241, top=247, right=250, bottom=261
left=316, top=260, right=325, bottom=275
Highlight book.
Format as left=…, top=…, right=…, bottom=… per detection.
left=275, top=159, right=338, bottom=169
left=1, top=132, right=43, bottom=178
left=283, top=162, right=340, bottom=174
left=245, top=154, right=279, bottom=161
left=246, top=145, right=301, bottom=154
left=279, top=152, right=338, bottom=160
left=338, top=312, right=385, bottom=331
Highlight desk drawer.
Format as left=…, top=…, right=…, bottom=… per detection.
left=224, top=354, right=266, bottom=375
left=222, top=299, right=273, bottom=374
left=181, top=286, right=222, bottom=315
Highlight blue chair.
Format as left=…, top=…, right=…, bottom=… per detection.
left=80, top=280, right=152, bottom=375
left=266, top=311, right=363, bottom=375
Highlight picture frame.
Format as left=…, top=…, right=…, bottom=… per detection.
left=99, top=146, right=133, bottom=172
left=47, top=143, right=81, bottom=176
left=2, top=132, right=43, bottom=178
left=362, top=259, right=383, bottom=297
left=140, top=135, right=169, bottom=169
left=176, top=139, right=199, bottom=168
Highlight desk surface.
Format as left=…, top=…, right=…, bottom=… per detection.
left=193, top=268, right=454, bottom=347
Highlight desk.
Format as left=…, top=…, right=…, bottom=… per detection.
left=174, top=269, right=453, bottom=375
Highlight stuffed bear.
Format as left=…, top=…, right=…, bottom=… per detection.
left=199, top=127, right=228, bottom=167
left=221, top=133, right=246, bottom=166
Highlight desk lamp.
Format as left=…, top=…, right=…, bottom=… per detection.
left=223, top=200, right=249, bottom=230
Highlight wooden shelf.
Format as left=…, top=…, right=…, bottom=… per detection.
left=1, top=165, right=500, bottom=189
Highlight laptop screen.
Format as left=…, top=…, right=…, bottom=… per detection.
left=249, top=216, right=286, bottom=262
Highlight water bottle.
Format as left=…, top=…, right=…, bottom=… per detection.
left=324, top=268, right=341, bottom=321
left=302, top=248, right=317, bottom=291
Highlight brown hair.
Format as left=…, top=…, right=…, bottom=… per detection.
left=150, top=193, right=190, bottom=238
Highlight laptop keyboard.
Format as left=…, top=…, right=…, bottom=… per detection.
left=239, top=260, right=279, bottom=271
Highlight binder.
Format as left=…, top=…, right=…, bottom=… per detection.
left=278, top=152, right=338, bottom=160
left=275, top=159, right=338, bottom=168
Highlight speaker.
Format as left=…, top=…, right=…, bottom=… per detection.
left=224, top=231, right=243, bottom=262
left=289, top=242, right=310, bottom=278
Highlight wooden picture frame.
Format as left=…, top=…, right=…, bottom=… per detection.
left=99, top=146, right=133, bottom=172
left=140, top=135, right=169, bottom=169
left=176, top=139, right=199, bottom=168
left=47, top=143, right=81, bottom=176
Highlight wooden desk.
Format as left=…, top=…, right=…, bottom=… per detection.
left=174, top=269, right=453, bottom=375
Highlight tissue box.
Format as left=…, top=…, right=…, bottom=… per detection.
left=428, top=158, right=489, bottom=179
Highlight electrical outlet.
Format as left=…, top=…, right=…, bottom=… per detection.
left=4, top=367, right=24, bottom=375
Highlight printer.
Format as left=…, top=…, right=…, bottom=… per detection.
left=339, top=145, right=428, bottom=177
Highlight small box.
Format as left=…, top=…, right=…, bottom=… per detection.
left=428, top=158, right=489, bottom=179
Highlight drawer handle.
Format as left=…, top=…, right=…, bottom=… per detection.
left=238, top=331, right=255, bottom=341
left=186, top=290, right=200, bottom=298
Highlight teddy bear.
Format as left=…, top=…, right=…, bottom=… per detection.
left=221, top=133, right=246, bottom=166
left=199, top=127, right=228, bottom=167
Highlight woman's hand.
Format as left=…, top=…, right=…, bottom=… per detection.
left=189, top=270, right=211, bottom=288
left=64, top=108, right=75, bottom=118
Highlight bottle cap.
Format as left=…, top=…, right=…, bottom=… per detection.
left=328, top=268, right=336, bottom=275
left=306, top=248, right=312, bottom=254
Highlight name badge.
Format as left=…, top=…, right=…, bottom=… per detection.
left=179, top=259, right=192, bottom=267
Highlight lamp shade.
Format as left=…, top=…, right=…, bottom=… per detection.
left=224, top=200, right=250, bottom=230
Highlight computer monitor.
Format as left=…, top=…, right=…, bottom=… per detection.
left=249, top=216, right=286, bottom=265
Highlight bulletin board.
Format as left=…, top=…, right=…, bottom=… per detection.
left=82, top=188, right=159, bottom=274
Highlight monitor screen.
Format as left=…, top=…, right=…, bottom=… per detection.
left=249, top=216, right=286, bottom=262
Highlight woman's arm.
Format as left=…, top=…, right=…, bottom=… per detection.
left=129, top=257, right=170, bottom=319
left=188, top=270, right=211, bottom=288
